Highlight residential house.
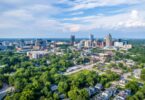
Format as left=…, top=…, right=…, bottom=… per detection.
left=133, top=69, right=141, bottom=79
left=95, top=83, right=103, bottom=91
left=50, top=84, right=58, bottom=92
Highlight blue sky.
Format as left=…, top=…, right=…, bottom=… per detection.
left=0, top=0, right=145, bottom=38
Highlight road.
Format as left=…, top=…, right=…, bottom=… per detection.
left=64, top=63, right=96, bottom=75
left=0, top=83, right=14, bottom=100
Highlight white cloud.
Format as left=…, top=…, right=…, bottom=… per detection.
left=65, top=0, right=142, bottom=11
left=63, top=15, right=96, bottom=21
left=3, top=9, right=34, bottom=20
left=0, top=0, right=145, bottom=37
left=70, top=11, right=84, bottom=16
left=1, top=9, right=145, bottom=34
left=35, top=19, right=63, bottom=29
left=0, top=0, right=25, bottom=4
left=0, top=19, right=20, bottom=29
left=62, top=10, right=145, bottom=31
left=24, top=4, right=62, bottom=15
left=66, top=24, right=81, bottom=32
left=117, top=10, right=145, bottom=28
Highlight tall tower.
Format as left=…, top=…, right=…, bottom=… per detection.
left=35, top=39, right=43, bottom=46
left=105, top=34, right=112, bottom=47
left=89, top=34, right=94, bottom=42
left=89, top=34, right=94, bottom=47
left=19, top=39, right=25, bottom=47
left=70, top=35, right=75, bottom=45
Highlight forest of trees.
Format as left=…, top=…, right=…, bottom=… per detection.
left=0, top=51, right=120, bottom=100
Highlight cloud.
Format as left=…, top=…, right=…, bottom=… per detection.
left=117, top=10, right=145, bottom=28
left=24, top=4, right=62, bottom=15
left=0, top=0, right=26, bottom=4
left=63, top=15, right=96, bottom=21
left=3, top=9, right=34, bottom=20
left=66, top=24, right=81, bottom=32
left=64, top=0, right=142, bottom=11
left=70, top=11, right=84, bottom=16
left=0, top=0, right=145, bottom=38
left=62, top=10, right=145, bottom=31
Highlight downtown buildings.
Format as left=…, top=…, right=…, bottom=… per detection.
left=75, top=34, right=132, bottom=50
left=0, top=33, right=132, bottom=59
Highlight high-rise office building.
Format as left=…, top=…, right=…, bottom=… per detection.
left=34, top=39, right=44, bottom=50
left=89, top=34, right=94, bottom=42
left=89, top=34, right=94, bottom=47
left=70, top=35, right=75, bottom=45
left=105, top=34, right=112, bottom=46
left=35, top=39, right=43, bottom=46
left=84, top=40, right=92, bottom=48
left=19, top=39, right=25, bottom=47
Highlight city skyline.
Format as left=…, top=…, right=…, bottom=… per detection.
left=0, top=0, right=145, bottom=38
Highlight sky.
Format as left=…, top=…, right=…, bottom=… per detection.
left=0, top=0, right=145, bottom=39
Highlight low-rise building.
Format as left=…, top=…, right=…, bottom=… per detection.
left=125, top=59, right=135, bottom=67
left=95, top=87, right=117, bottom=100
left=114, top=42, right=124, bottom=47
left=86, top=86, right=98, bottom=96
left=95, top=83, right=103, bottom=91
left=123, top=44, right=132, bottom=49
left=119, top=78, right=128, bottom=87
left=16, top=46, right=32, bottom=52
left=0, top=45, right=7, bottom=51
left=114, top=89, right=131, bottom=100
left=50, top=84, right=58, bottom=92
left=133, top=69, right=141, bottom=79
left=27, top=51, right=49, bottom=59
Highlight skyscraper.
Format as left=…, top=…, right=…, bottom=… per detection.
left=105, top=34, right=112, bottom=47
left=35, top=39, right=43, bottom=46
left=70, top=35, right=75, bottom=45
left=89, top=34, right=94, bottom=47
left=19, top=39, right=25, bottom=47
left=89, top=34, right=94, bottom=42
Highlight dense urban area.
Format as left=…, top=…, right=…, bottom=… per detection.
left=0, top=34, right=145, bottom=100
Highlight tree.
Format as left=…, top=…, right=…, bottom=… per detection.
left=79, top=89, right=89, bottom=100
left=86, top=76, right=94, bottom=86
left=118, top=63, right=123, bottom=68
left=53, top=93, right=59, bottom=100
left=4, top=96, right=12, bottom=100
left=135, top=91, right=144, bottom=100
left=125, top=81, right=139, bottom=94
left=68, top=89, right=79, bottom=100
left=12, top=93, right=21, bottom=100
left=41, top=87, right=51, bottom=96
left=58, top=81, right=68, bottom=93
left=32, top=80, right=41, bottom=92
left=14, top=78, right=27, bottom=90
left=0, top=80, right=3, bottom=89
left=105, top=83, right=111, bottom=88
left=8, top=76, right=15, bottom=85
left=68, top=89, right=89, bottom=100
left=40, top=71, right=51, bottom=83
left=141, top=68, right=145, bottom=81
left=20, top=90, right=34, bottom=100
